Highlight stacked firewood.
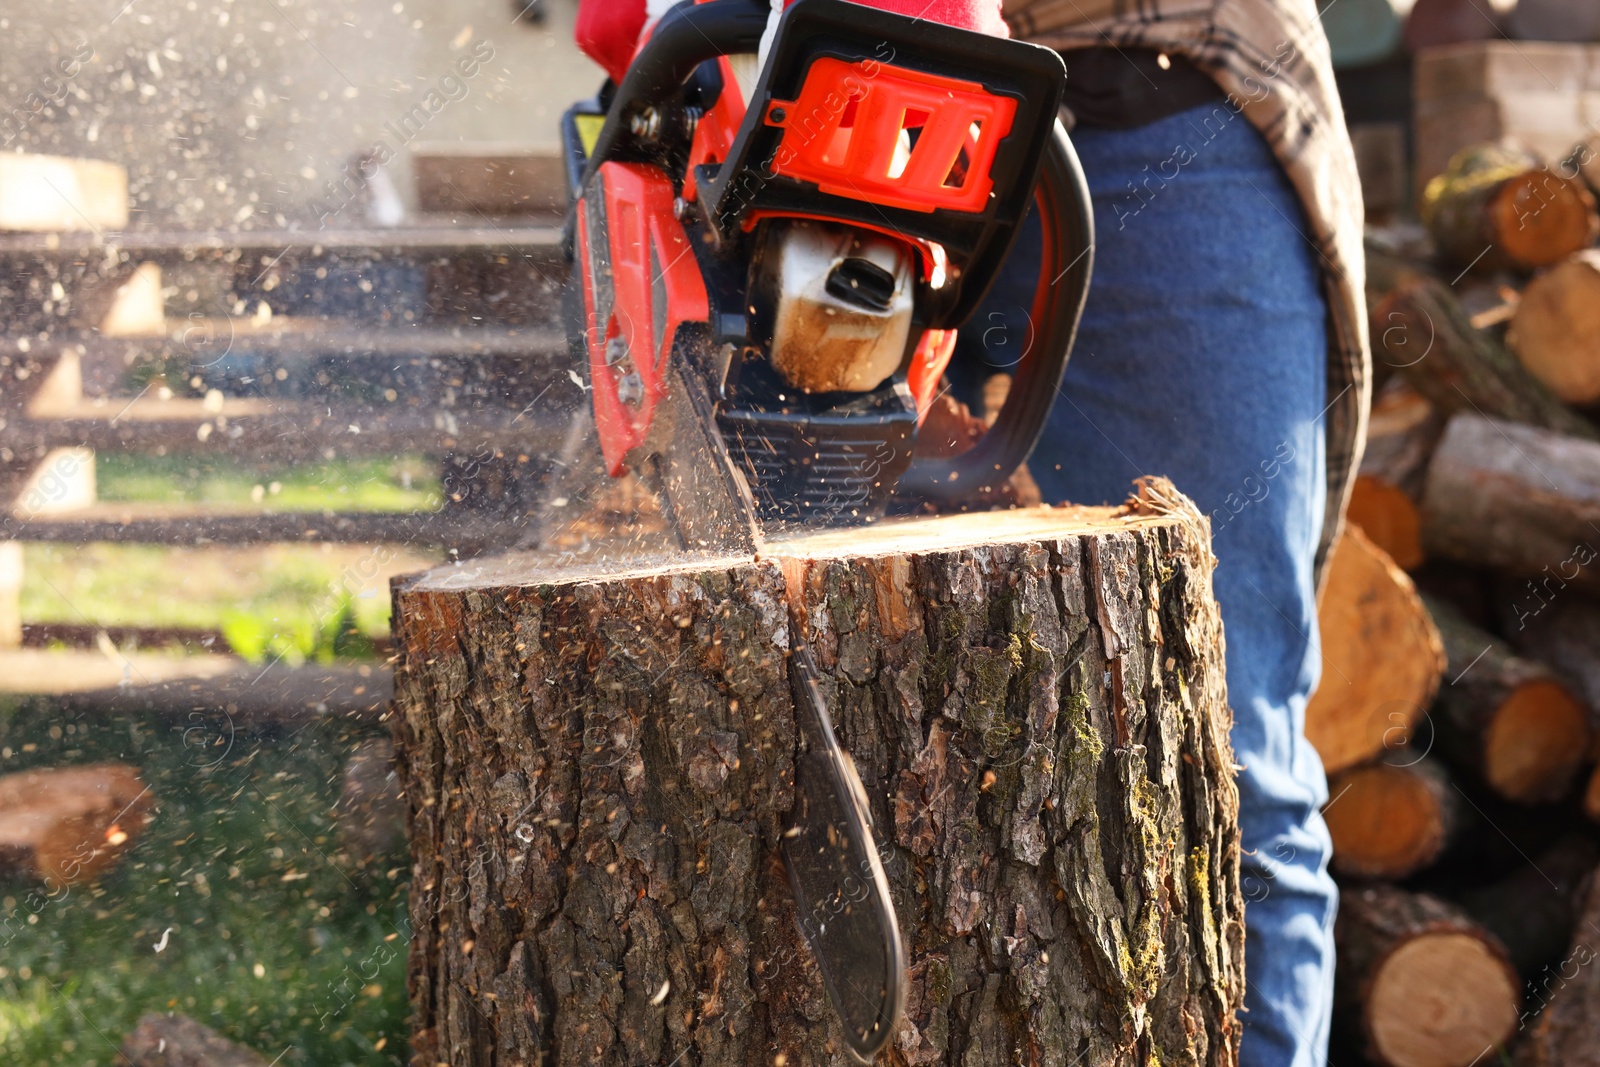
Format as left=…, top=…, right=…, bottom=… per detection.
left=1315, top=141, right=1600, bottom=1067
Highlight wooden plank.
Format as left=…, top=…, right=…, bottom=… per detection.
left=17, top=620, right=394, bottom=657
left=0, top=224, right=563, bottom=258
left=411, top=143, right=566, bottom=215
left=3, top=504, right=513, bottom=549
left=0, top=154, right=128, bottom=232
left=0, top=647, right=391, bottom=724
left=4, top=397, right=566, bottom=459
left=7, top=322, right=565, bottom=362
left=53, top=660, right=392, bottom=725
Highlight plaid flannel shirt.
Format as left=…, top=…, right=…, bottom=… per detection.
left=1005, top=0, right=1370, bottom=586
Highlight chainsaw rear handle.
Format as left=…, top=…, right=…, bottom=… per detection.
left=897, top=122, right=1095, bottom=503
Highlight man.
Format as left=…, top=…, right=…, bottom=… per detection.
left=573, top=1, right=1368, bottom=1062
left=970, top=3, right=1369, bottom=1064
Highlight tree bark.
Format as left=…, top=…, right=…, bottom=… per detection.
left=1421, top=413, right=1600, bottom=587
left=1335, top=884, right=1521, bottom=1067
left=1304, top=526, right=1444, bottom=776
left=1324, top=753, right=1462, bottom=880
left=1373, top=278, right=1599, bottom=442
left=1515, top=862, right=1600, bottom=1067
left=391, top=484, right=1245, bottom=1067
left=1498, top=588, right=1600, bottom=719
left=1459, top=835, right=1598, bottom=980
left=1425, top=595, right=1592, bottom=803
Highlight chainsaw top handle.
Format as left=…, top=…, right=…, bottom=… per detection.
left=898, top=123, right=1095, bottom=503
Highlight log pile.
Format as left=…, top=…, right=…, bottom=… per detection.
left=1325, top=137, right=1600, bottom=1066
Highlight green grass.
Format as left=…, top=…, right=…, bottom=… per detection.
left=0, top=697, right=410, bottom=1066
left=21, top=543, right=435, bottom=651
left=17, top=454, right=444, bottom=658
left=94, top=455, right=440, bottom=513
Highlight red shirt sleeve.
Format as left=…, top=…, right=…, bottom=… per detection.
left=577, top=0, right=1008, bottom=87
left=783, top=0, right=1008, bottom=36
left=575, top=0, right=649, bottom=85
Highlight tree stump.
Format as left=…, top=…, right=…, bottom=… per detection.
left=390, top=481, right=1245, bottom=1067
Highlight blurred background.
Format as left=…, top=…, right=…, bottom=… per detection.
left=0, top=1, right=598, bottom=1063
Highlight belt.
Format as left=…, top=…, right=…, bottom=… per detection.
left=1060, top=47, right=1225, bottom=130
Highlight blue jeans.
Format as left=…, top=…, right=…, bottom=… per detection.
left=964, top=102, right=1338, bottom=1066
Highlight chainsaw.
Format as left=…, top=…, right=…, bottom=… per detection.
left=554, top=0, right=1093, bottom=1058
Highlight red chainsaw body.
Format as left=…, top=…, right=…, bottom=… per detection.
left=563, top=0, right=1084, bottom=523
left=576, top=162, right=709, bottom=476
left=574, top=2, right=1006, bottom=474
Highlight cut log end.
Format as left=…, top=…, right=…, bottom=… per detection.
left=1367, top=933, right=1520, bottom=1067
left=1508, top=249, right=1600, bottom=405
left=1306, top=526, right=1444, bottom=775
left=1482, top=679, right=1591, bottom=803
left=1347, top=475, right=1424, bottom=570
left=1325, top=759, right=1451, bottom=879
left=1486, top=171, right=1598, bottom=270
left=1338, top=886, right=1520, bottom=1067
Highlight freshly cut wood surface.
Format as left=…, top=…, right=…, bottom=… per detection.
left=393, top=483, right=1246, bottom=1066
left=1422, top=144, right=1599, bottom=273
left=1516, top=862, right=1600, bottom=1066
left=1374, top=278, right=1599, bottom=441
left=1347, top=381, right=1443, bottom=569
left=1348, top=476, right=1425, bottom=570
left=1306, top=526, right=1445, bottom=775
left=1508, top=249, right=1600, bottom=405
left=1336, top=885, right=1520, bottom=1067
left=1325, top=754, right=1459, bottom=879
left=1422, top=413, right=1600, bottom=587
left=1426, top=595, right=1592, bottom=803
left=0, top=762, right=152, bottom=884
